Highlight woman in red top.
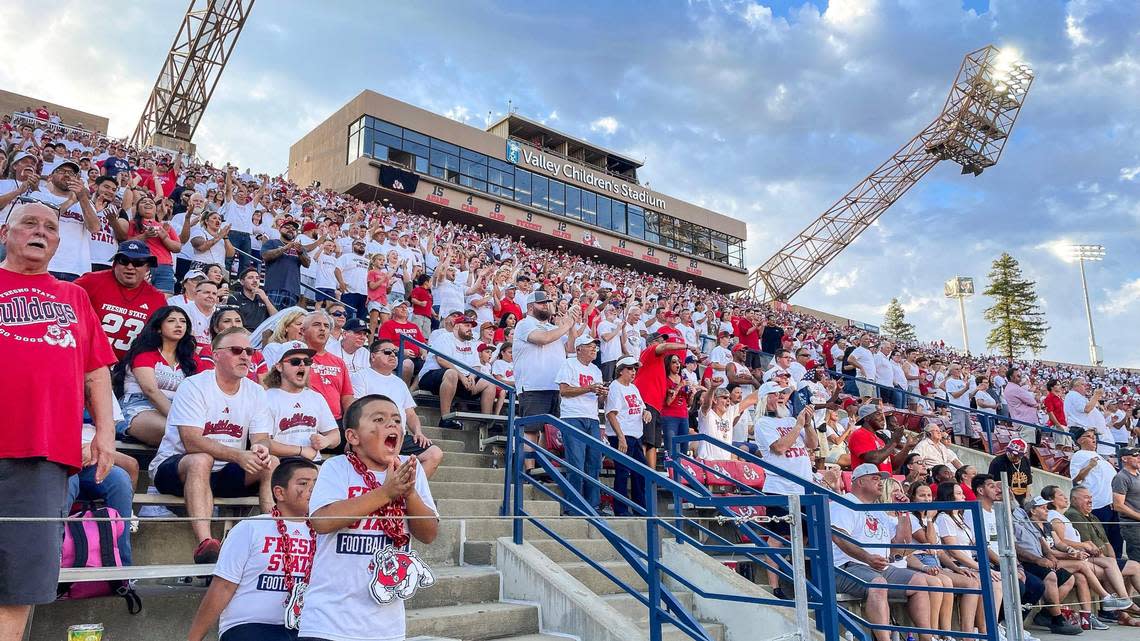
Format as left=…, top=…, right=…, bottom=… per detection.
left=1043, top=378, right=1067, bottom=443
left=409, top=272, right=434, bottom=339
left=111, top=306, right=199, bottom=446
left=126, top=192, right=181, bottom=293
left=494, top=311, right=518, bottom=343
left=661, top=354, right=698, bottom=455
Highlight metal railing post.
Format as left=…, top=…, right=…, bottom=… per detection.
left=788, top=494, right=809, bottom=641
left=812, top=493, right=840, bottom=641
left=645, top=477, right=662, bottom=641
left=510, top=393, right=523, bottom=545
left=996, top=483, right=1024, bottom=641
left=969, top=506, right=999, bottom=641
left=501, top=388, right=515, bottom=517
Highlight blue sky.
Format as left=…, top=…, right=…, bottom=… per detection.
left=4, top=0, right=1139, bottom=365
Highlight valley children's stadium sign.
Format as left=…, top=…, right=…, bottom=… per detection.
left=507, top=140, right=666, bottom=211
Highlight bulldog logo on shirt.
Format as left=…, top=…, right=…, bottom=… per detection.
left=366, top=546, right=435, bottom=604
left=865, top=515, right=880, bottom=533
left=42, top=323, right=76, bottom=348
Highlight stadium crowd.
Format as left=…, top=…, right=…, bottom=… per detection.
left=3, top=110, right=1140, bottom=640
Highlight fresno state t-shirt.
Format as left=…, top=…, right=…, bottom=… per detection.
left=309, top=351, right=354, bottom=419
left=0, top=269, right=116, bottom=469
left=214, top=515, right=315, bottom=636
left=829, top=493, right=896, bottom=566
left=377, top=319, right=425, bottom=357
left=149, top=371, right=270, bottom=477
left=754, top=415, right=813, bottom=496
left=75, top=269, right=168, bottom=358
left=254, top=388, right=338, bottom=461
left=300, top=454, right=437, bottom=641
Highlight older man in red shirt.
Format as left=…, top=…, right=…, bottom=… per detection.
left=0, top=203, right=117, bottom=639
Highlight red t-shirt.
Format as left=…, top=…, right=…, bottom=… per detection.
left=137, top=219, right=178, bottom=266
left=736, top=317, right=759, bottom=350
left=634, top=345, right=668, bottom=411
left=409, top=286, right=433, bottom=318
left=197, top=345, right=266, bottom=382
left=75, top=270, right=169, bottom=359
left=0, top=270, right=116, bottom=470
left=377, top=319, right=425, bottom=357
left=309, top=351, right=354, bottom=419
left=662, top=376, right=689, bottom=418
left=848, top=427, right=892, bottom=472
left=497, top=297, right=522, bottom=322
left=1044, top=393, right=1066, bottom=427
left=149, top=169, right=178, bottom=198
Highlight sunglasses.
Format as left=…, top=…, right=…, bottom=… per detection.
left=330, top=311, right=346, bottom=317
left=373, top=348, right=397, bottom=356
left=225, top=346, right=256, bottom=356
left=285, top=357, right=313, bottom=367
left=114, top=257, right=150, bottom=268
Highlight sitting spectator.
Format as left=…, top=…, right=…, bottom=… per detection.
left=829, top=463, right=934, bottom=641
left=324, top=317, right=371, bottom=375
left=147, top=327, right=276, bottom=563
left=198, top=307, right=269, bottom=382
left=111, top=305, right=199, bottom=446
left=930, top=481, right=1004, bottom=638
left=899, top=453, right=928, bottom=489
left=301, top=395, right=438, bottom=641
left=955, top=464, right=978, bottom=501
left=1067, top=485, right=1140, bottom=622
left=302, top=311, right=355, bottom=427
left=351, top=338, right=443, bottom=478
left=604, top=356, right=651, bottom=516
left=419, top=312, right=496, bottom=428
left=1070, top=428, right=1122, bottom=553
left=987, top=438, right=1032, bottom=505
left=910, top=482, right=979, bottom=634
left=187, top=457, right=319, bottom=641
left=168, top=268, right=206, bottom=308
left=75, top=240, right=169, bottom=359
left=848, top=403, right=913, bottom=472
left=259, top=308, right=306, bottom=369
left=1113, top=446, right=1140, bottom=560
left=253, top=340, right=340, bottom=461
left=228, top=266, right=277, bottom=331
left=910, top=420, right=962, bottom=470
left=176, top=277, right=219, bottom=349
left=376, top=298, right=426, bottom=383
left=556, top=335, right=607, bottom=513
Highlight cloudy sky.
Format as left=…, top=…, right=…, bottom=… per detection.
left=4, top=0, right=1138, bottom=365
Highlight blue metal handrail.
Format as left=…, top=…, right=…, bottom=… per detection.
left=670, top=433, right=1000, bottom=641
left=394, top=333, right=517, bottom=515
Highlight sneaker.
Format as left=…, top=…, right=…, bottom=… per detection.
left=128, top=511, right=140, bottom=533
left=1022, top=630, right=1042, bottom=641
left=1049, top=619, right=1083, bottom=636
left=193, top=538, right=221, bottom=564
left=597, top=505, right=615, bottom=517
left=1104, top=593, right=1133, bottom=611
left=996, top=623, right=1008, bottom=641
left=1031, top=612, right=1054, bottom=629
left=138, top=504, right=175, bottom=518
left=1088, top=614, right=1110, bottom=630
left=438, top=418, right=464, bottom=430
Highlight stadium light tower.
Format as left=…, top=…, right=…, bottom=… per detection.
left=944, top=276, right=975, bottom=355
left=1070, top=244, right=1105, bottom=366
left=750, top=45, right=1034, bottom=303
left=131, top=0, right=256, bottom=150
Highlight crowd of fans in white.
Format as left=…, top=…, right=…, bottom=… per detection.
left=6, top=108, right=1140, bottom=641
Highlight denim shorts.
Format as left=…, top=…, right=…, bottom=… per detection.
left=121, top=392, right=157, bottom=424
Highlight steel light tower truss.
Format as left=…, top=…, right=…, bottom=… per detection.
left=749, top=45, right=1034, bottom=303
left=131, top=0, right=255, bottom=148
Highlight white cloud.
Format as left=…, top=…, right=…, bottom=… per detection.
left=589, top=116, right=619, bottom=135
left=443, top=105, right=472, bottom=123
left=1098, top=279, right=1140, bottom=316
left=1121, top=165, right=1140, bottom=182
left=819, top=268, right=861, bottom=296
left=823, top=0, right=878, bottom=30
left=742, top=3, right=775, bottom=30
left=1065, top=14, right=1090, bottom=46
left=547, top=110, right=558, bottom=122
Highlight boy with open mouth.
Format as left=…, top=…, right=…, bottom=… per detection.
left=299, top=394, right=439, bottom=641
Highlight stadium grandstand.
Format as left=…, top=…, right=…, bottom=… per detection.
left=2, top=58, right=1139, bottom=641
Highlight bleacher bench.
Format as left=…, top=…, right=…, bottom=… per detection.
left=58, top=563, right=215, bottom=583
left=134, top=493, right=259, bottom=507
left=442, top=412, right=508, bottom=459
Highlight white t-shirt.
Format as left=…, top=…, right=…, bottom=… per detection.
left=255, top=388, right=338, bottom=461
left=313, top=251, right=338, bottom=290
left=174, top=300, right=212, bottom=347
left=1064, top=390, right=1093, bottom=427
left=849, top=346, right=875, bottom=379
left=1047, top=509, right=1081, bottom=543
left=434, top=279, right=465, bottom=318
left=349, top=369, right=416, bottom=414
left=513, top=316, right=565, bottom=393
left=829, top=493, right=895, bottom=566
left=1069, top=450, right=1115, bottom=509
left=934, top=512, right=977, bottom=556
left=418, top=332, right=478, bottom=379
left=753, top=415, right=812, bottom=495
left=696, top=405, right=739, bottom=460
left=597, top=319, right=622, bottom=363
left=31, top=187, right=91, bottom=276
left=325, top=340, right=370, bottom=376
left=188, top=225, right=227, bottom=265
left=555, top=358, right=603, bottom=420
left=873, top=351, right=893, bottom=386
left=945, top=378, right=970, bottom=408
left=150, top=372, right=270, bottom=476
left=491, top=359, right=514, bottom=384
left=604, top=381, right=645, bottom=439
left=335, top=253, right=370, bottom=295
left=214, top=515, right=315, bottom=635
left=220, top=199, right=256, bottom=234
left=299, top=454, right=437, bottom=641
left=89, top=203, right=120, bottom=267
left=709, top=346, right=732, bottom=389
left=122, top=351, right=187, bottom=399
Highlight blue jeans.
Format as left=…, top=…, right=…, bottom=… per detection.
left=341, top=292, right=367, bottom=320
left=268, top=289, right=298, bottom=309
left=228, top=230, right=252, bottom=274
left=658, top=416, right=689, bottom=455
left=560, top=418, right=602, bottom=511
left=66, top=465, right=133, bottom=565
left=607, top=435, right=647, bottom=517
left=150, top=263, right=175, bottom=293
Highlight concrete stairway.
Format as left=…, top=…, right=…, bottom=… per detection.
left=28, top=406, right=725, bottom=641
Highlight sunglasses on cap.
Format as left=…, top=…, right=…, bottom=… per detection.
left=285, top=357, right=313, bottom=367
left=224, top=346, right=256, bottom=356
left=114, top=257, right=151, bottom=268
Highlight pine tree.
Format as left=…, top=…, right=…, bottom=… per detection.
left=983, top=252, right=1049, bottom=362
left=881, top=298, right=917, bottom=342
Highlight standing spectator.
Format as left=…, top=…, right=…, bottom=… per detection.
left=124, top=192, right=182, bottom=293
left=303, top=311, right=355, bottom=426
left=30, top=160, right=99, bottom=281
left=635, top=331, right=690, bottom=471
left=148, top=327, right=276, bottom=563
left=514, top=291, right=576, bottom=470
left=1070, top=428, right=1122, bottom=554
left=941, top=364, right=972, bottom=444
left=187, top=458, right=319, bottom=641
left=556, top=335, right=607, bottom=513
left=376, top=299, right=425, bottom=384
left=1065, top=378, right=1102, bottom=441
left=0, top=203, right=116, bottom=640
left=696, top=383, right=759, bottom=460
left=187, top=209, right=233, bottom=271
left=847, top=334, right=876, bottom=397
left=604, top=356, right=651, bottom=516
left=873, top=339, right=894, bottom=401
left=408, top=272, right=434, bottom=338
left=350, top=338, right=443, bottom=478
left=1004, top=368, right=1041, bottom=443
left=220, top=167, right=265, bottom=274
left=88, top=175, right=127, bottom=271
left=75, top=240, right=169, bottom=358
left=300, top=395, right=438, bottom=641
left=1113, top=447, right=1140, bottom=560
left=759, top=313, right=783, bottom=367
left=662, top=354, right=699, bottom=454
left=987, top=438, right=1033, bottom=504
left=334, top=237, right=369, bottom=320
left=1043, top=378, right=1070, bottom=448
left=228, top=266, right=277, bottom=331
left=260, top=220, right=310, bottom=309
left=596, top=303, right=624, bottom=381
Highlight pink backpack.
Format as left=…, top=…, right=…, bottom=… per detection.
left=58, top=505, right=142, bottom=613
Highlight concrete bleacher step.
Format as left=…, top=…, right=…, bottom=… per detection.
left=464, top=535, right=624, bottom=566
left=560, top=560, right=649, bottom=595
left=601, top=590, right=695, bottom=620
left=431, top=465, right=505, bottom=484
left=405, top=601, right=540, bottom=640
left=430, top=481, right=540, bottom=500
left=435, top=497, right=560, bottom=518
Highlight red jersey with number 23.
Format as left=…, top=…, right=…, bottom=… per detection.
left=0, top=269, right=116, bottom=469
left=75, top=270, right=168, bottom=359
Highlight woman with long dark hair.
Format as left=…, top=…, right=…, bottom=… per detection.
left=197, top=306, right=268, bottom=382
left=933, top=481, right=1000, bottom=637
left=113, top=306, right=198, bottom=445
left=125, top=190, right=181, bottom=292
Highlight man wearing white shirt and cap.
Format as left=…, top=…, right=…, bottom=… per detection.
left=556, top=335, right=607, bottom=512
